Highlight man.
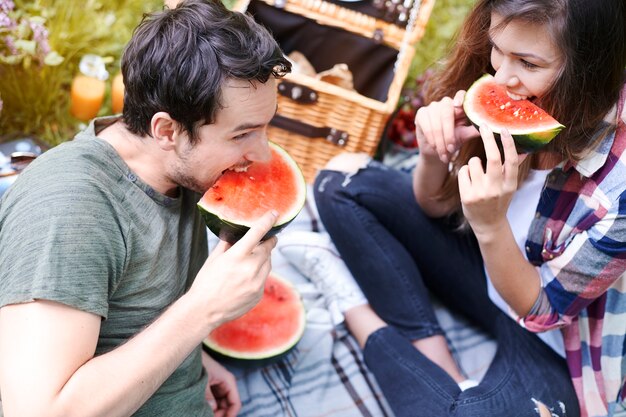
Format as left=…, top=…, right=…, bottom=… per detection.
left=0, top=1, right=291, bottom=415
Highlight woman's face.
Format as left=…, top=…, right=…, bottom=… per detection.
left=489, top=12, right=563, bottom=101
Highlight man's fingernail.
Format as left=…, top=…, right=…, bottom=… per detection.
left=271, top=210, right=279, bottom=217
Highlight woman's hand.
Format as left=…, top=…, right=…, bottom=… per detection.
left=414, top=90, right=480, bottom=164
left=458, top=125, right=520, bottom=240
left=202, top=351, right=241, bottom=417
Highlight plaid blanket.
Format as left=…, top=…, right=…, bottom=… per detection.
left=208, top=190, right=498, bottom=417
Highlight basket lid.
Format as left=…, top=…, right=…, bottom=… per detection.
left=235, top=0, right=434, bottom=50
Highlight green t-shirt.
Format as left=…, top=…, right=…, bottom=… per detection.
left=0, top=118, right=212, bottom=416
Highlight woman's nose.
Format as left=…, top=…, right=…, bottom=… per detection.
left=493, top=61, right=519, bottom=88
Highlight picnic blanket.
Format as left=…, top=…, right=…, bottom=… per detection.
left=207, top=173, right=499, bottom=417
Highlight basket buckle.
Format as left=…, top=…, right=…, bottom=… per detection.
left=327, top=128, right=349, bottom=146
left=277, top=81, right=318, bottom=104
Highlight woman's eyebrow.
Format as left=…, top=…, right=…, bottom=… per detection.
left=488, top=36, right=552, bottom=64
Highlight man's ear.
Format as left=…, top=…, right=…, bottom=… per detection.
left=151, top=112, right=180, bottom=151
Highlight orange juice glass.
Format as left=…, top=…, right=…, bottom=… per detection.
left=70, top=55, right=108, bottom=122
left=70, top=75, right=106, bottom=122
left=111, top=72, right=125, bottom=114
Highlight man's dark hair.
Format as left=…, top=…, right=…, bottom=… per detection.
left=121, top=0, right=291, bottom=143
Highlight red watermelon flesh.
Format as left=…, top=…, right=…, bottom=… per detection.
left=463, top=74, right=565, bottom=152
left=203, top=273, right=306, bottom=360
left=198, top=142, right=306, bottom=243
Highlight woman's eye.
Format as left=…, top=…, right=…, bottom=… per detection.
left=521, top=60, right=539, bottom=70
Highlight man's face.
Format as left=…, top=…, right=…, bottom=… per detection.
left=167, top=78, right=278, bottom=194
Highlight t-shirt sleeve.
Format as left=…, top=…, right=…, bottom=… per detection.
left=0, top=168, right=127, bottom=319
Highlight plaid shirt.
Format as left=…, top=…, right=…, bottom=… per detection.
left=520, top=84, right=626, bottom=417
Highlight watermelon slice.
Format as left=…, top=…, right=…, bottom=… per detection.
left=203, top=272, right=306, bottom=362
left=198, top=142, right=306, bottom=244
left=463, top=74, right=565, bottom=153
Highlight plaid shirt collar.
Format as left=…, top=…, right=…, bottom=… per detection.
left=562, top=87, right=625, bottom=177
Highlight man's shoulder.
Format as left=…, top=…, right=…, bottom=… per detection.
left=12, top=136, right=120, bottom=190
left=0, top=137, right=128, bottom=229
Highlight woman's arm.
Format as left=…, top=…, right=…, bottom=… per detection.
left=458, top=125, right=541, bottom=316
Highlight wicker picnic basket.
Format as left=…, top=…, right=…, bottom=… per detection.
left=235, top=0, right=435, bottom=182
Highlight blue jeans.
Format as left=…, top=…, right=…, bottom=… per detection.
left=313, top=161, right=580, bottom=417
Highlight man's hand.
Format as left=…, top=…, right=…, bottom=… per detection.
left=201, top=351, right=241, bottom=417
left=189, top=210, right=278, bottom=329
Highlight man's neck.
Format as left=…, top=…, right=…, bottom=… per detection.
left=97, top=120, right=178, bottom=197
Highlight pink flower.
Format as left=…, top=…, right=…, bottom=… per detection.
left=0, top=11, right=14, bottom=29
left=3, top=35, right=17, bottom=55
left=0, top=0, right=14, bottom=13
left=29, top=20, right=51, bottom=58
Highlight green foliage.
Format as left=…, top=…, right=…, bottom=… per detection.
left=0, top=0, right=162, bottom=146
left=408, top=0, right=474, bottom=81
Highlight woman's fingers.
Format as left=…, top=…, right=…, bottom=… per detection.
left=439, top=97, right=457, bottom=155
left=500, top=128, right=519, bottom=193
left=415, top=97, right=458, bottom=163
left=479, top=124, right=503, bottom=186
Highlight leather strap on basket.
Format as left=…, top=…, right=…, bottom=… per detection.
left=277, top=81, right=319, bottom=104
left=270, top=114, right=349, bottom=146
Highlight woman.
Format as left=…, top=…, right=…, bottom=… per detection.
left=279, top=0, right=626, bottom=416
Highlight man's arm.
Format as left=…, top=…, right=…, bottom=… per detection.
left=0, top=298, right=202, bottom=417
left=0, top=211, right=277, bottom=417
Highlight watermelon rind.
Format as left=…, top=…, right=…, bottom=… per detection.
left=463, top=74, right=565, bottom=153
left=197, top=142, right=306, bottom=244
left=202, top=273, right=306, bottom=363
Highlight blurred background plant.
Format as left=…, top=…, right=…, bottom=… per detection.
left=384, top=0, right=473, bottom=150
left=0, top=0, right=472, bottom=148
left=0, top=0, right=161, bottom=146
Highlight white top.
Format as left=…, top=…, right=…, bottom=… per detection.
left=485, top=168, right=566, bottom=358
